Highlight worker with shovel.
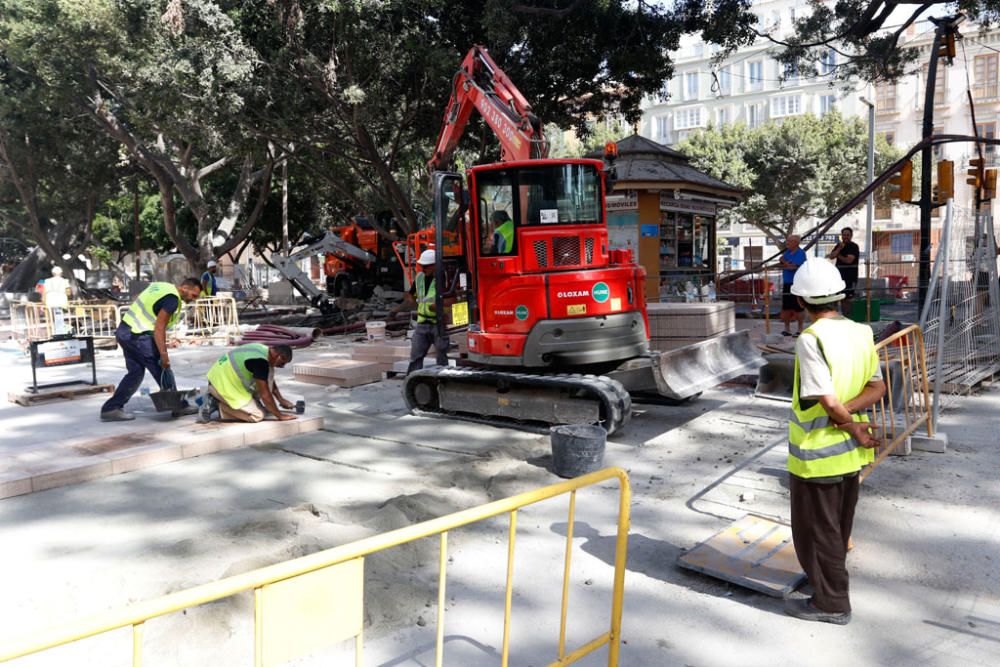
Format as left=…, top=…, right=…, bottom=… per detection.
left=200, top=343, right=296, bottom=423
left=100, top=279, right=203, bottom=421
left=784, top=259, right=886, bottom=625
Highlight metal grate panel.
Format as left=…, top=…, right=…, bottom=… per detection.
left=533, top=240, right=548, bottom=267
left=584, top=237, right=595, bottom=264
left=552, top=236, right=581, bottom=266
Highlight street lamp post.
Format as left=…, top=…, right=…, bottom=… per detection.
left=859, top=95, right=875, bottom=322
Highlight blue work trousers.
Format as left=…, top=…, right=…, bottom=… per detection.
left=101, top=322, right=166, bottom=413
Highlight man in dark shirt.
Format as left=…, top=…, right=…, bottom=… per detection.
left=827, top=227, right=860, bottom=317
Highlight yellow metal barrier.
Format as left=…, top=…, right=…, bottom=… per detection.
left=9, top=302, right=121, bottom=343
left=115, top=296, right=240, bottom=345
left=0, top=467, right=631, bottom=666
left=861, top=324, right=933, bottom=481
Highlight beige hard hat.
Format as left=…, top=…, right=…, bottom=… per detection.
left=417, top=249, right=436, bottom=266
left=791, top=259, right=845, bottom=304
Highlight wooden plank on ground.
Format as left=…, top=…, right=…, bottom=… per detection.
left=7, top=384, right=114, bottom=407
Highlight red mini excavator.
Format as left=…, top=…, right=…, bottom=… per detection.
left=403, top=46, right=763, bottom=434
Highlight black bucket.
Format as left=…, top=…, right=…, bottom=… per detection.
left=550, top=424, right=607, bottom=478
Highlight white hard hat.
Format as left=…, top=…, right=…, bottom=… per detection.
left=51, top=266, right=63, bottom=275
left=207, top=259, right=218, bottom=268
left=790, top=259, right=846, bottom=304
left=417, top=249, right=436, bottom=266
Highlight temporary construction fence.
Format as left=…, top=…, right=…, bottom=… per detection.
left=0, top=467, right=631, bottom=667
left=9, top=302, right=121, bottom=344
left=917, top=202, right=1000, bottom=415
left=860, top=324, right=934, bottom=481
left=115, top=296, right=241, bottom=345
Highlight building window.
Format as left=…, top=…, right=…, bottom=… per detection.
left=876, top=83, right=897, bottom=112
left=655, top=116, right=669, bottom=140
left=717, top=66, right=732, bottom=96
left=891, top=233, right=913, bottom=254
left=685, top=72, right=699, bottom=101
left=782, top=61, right=799, bottom=84
left=747, top=103, right=764, bottom=128
left=875, top=202, right=893, bottom=220
left=748, top=61, right=764, bottom=90
left=819, top=50, right=837, bottom=76
left=819, top=94, right=836, bottom=116
left=716, top=107, right=729, bottom=126
left=974, top=54, right=999, bottom=100
left=674, top=107, right=704, bottom=130
left=770, top=94, right=802, bottom=117
left=922, top=64, right=946, bottom=106
left=976, top=122, right=997, bottom=164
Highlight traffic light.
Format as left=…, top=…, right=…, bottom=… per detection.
left=938, top=32, right=956, bottom=61
left=936, top=160, right=954, bottom=202
left=968, top=157, right=985, bottom=190
left=887, top=161, right=913, bottom=202
left=986, top=169, right=998, bottom=200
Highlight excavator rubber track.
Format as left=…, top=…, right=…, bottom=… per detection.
left=403, top=366, right=632, bottom=435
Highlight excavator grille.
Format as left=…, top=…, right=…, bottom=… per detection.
left=533, top=240, right=548, bottom=267
left=552, top=236, right=581, bottom=266
left=584, top=238, right=595, bottom=263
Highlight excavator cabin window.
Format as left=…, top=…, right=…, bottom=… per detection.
left=476, top=163, right=601, bottom=257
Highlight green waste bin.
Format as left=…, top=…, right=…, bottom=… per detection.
left=849, top=298, right=880, bottom=322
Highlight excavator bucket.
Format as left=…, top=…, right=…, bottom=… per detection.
left=651, top=330, right=766, bottom=400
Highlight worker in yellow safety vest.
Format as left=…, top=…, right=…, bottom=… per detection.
left=783, top=258, right=886, bottom=626
left=100, top=278, right=203, bottom=421
left=390, top=249, right=450, bottom=375
left=201, top=343, right=296, bottom=423
left=489, top=210, right=515, bottom=255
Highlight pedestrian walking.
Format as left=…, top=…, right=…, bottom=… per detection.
left=784, top=259, right=886, bottom=625
left=392, top=249, right=449, bottom=374
left=201, top=343, right=296, bottom=423
left=826, top=227, right=860, bottom=317
left=778, top=234, right=807, bottom=336
left=100, top=279, right=203, bottom=421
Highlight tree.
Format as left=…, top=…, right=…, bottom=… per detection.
left=679, top=112, right=902, bottom=246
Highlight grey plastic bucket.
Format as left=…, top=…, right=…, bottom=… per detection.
left=550, top=424, right=607, bottom=478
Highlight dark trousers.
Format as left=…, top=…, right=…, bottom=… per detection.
left=407, top=322, right=449, bottom=374
left=789, top=472, right=860, bottom=614
left=101, top=322, right=165, bottom=413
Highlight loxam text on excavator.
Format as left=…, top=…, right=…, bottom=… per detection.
left=402, top=45, right=764, bottom=434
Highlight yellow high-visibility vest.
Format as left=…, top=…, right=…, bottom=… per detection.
left=207, top=343, right=269, bottom=409
left=789, top=317, right=878, bottom=479
left=416, top=272, right=436, bottom=324
left=122, top=283, right=182, bottom=334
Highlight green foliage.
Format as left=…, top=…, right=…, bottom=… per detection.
left=679, top=112, right=904, bottom=243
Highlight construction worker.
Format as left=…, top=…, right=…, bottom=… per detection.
left=201, top=259, right=218, bottom=297
left=489, top=210, right=514, bottom=255
left=784, top=259, right=886, bottom=625
left=394, top=249, right=449, bottom=374
left=100, top=279, right=203, bottom=421
left=778, top=234, right=807, bottom=337
left=201, top=343, right=296, bottom=423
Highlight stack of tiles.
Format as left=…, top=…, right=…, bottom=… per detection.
left=351, top=340, right=417, bottom=373
left=292, top=357, right=382, bottom=387
left=646, top=301, right=735, bottom=352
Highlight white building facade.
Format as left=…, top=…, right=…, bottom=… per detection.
left=639, top=0, right=1000, bottom=281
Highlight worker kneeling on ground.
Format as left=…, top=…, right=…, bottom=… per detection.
left=393, top=249, right=449, bottom=374
left=784, top=258, right=886, bottom=626
left=101, top=279, right=203, bottom=422
left=201, top=343, right=296, bottom=423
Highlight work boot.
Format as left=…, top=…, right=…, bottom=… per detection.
left=101, top=409, right=135, bottom=422
left=199, top=395, right=219, bottom=423
left=783, top=598, right=851, bottom=625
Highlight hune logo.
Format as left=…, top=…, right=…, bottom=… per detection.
left=591, top=281, right=610, bottom=303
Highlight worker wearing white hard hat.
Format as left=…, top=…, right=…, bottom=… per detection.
left=43, top=265, right=71, bottom=309
left=390, top=248, right=450, bottom=374
left=783, top=258, right=886, bottom=626
left=201, top=259, right=219, bottom=297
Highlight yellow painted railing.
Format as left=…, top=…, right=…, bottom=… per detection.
left=116, top=296, right=241, bottom=344
left=0, top=467, right=631, bottom=666
left=861, top=324, right=933, bottom=481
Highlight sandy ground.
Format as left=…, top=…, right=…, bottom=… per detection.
left=0, top=331, right=998, bottom=666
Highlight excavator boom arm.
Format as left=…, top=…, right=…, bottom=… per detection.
left=428, top=45, right=548, bottom=171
